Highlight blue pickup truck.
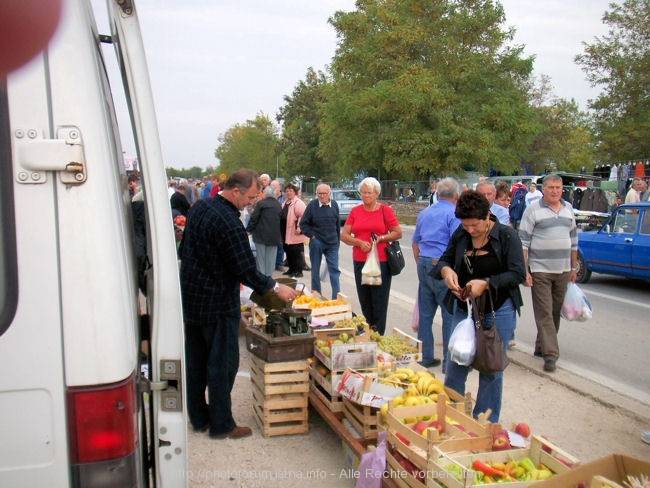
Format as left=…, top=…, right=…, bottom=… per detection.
left=576, top=202, right=650, bottom=283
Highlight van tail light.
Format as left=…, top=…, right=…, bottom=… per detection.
left=67, top=375, right=138, bottom=464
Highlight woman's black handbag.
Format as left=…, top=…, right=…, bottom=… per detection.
left=381, top=206, right=405, bottom=276
left=468, top=290, right=509, bottom=375
left=385, top=241, right=405, bottom=276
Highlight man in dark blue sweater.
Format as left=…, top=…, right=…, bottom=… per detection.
left=300, top=184, right=341, bottom=299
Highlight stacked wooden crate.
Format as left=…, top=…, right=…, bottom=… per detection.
left=249, top=354, right=309, bottom=438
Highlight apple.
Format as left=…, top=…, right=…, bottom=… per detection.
left=514, top=422, right=531, bottom=439
left=395, top=432, right=410, bottom=446
left=412, top=420, right=429, bottom=435
left=492, top=434, right=511, bottom=451
left=421, top=427, right=441, bottom=439
left=427, top=420, right=443, bottom=434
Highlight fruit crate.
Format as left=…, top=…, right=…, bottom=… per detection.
left=376, top=328, right=423, bottom=367
left=385, top=446, right=445, bottom=488
left=293, top=292, right=353, bottom=322
left=309, top=379, right=345, bottom=413
left=314, top=339, right=377, bottom=371
left=309, top=357, right=376, bottom=396
left=249, top=354, right=309, bottom=437
left=384, top=398, right=496, bottom=474
left=532, top=453, right=649, bottom=488
left=245, top=326, right=315, bottom=363
left=428, top=435, right=579, bottom=488
left=341, top=397, right=380, bottom=440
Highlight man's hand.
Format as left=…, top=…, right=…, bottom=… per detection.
left=523, top=271, right=533, bottom=287
left=569, top=269, right=577, bottom=283
left=277, top=284, right=300, bottom=302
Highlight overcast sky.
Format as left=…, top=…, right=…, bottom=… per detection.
left=98, top=0, right=612, bottom=170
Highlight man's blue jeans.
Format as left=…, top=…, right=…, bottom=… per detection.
left=185, top=316, right=239, bottom=436
left=444, top=298, right=516, bottom=423
left=308, top=238, right=341, bottom=299
left=416, top=256, right=454, bottom=367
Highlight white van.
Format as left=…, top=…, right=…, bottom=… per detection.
left=1, top=1, right=187, bottom=486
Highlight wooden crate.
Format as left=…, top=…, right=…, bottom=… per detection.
left=294, top=292, right=353, bottom=322
left=246, top=326, right=315, bottom=363
left=385, top=447, right=445, bottom=488
left=310, top=379, right=345, bottom=413
left=342, top=397, right=379, bottom=440
left=314, top=340, right=377, bottom=371
left=429, top=435, right=579, bottom=488
left=249, top=355, right=309, bottom=437
left=376, top=328, right=423, bottom=367
left=384, top=398, right=497, bottom=474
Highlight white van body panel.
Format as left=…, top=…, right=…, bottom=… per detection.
left=0, top=0, right=187, bottom=485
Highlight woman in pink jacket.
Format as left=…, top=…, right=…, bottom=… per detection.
left=281, top=183, right=308, bottom=278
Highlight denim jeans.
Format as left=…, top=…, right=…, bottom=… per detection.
left=185, top=316, right=239, bottom=436
left=308, top=238, right=341, bottom=299
left=353, top=260, right=392, bottom=335
left=416, top=256, right=454, bottom=367
left=444, top=298, right=516, bottom=423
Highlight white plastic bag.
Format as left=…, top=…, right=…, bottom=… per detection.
left=448, top=301, right=476, bottom=366
left=411, top=296, right=419, bottom=332
left=361, top=241, right=382, bottom=286
left=561, top=282, right=593, bottom=322
left=319, top=259, right=328, bottom=281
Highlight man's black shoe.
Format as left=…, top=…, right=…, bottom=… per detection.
left=418, top=358, right=441, bottom=368
left=543, top=360, right=556, bottom=372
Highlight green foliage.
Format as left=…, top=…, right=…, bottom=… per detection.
left=576, top=0, right=650, bottom=161
left=523, top=77, right=596, bottom=174
left=277, top=68, right=331, bottom=180
left=319, top=0, right=538, bottom=179
left=214, top=113, right=280, bottom=176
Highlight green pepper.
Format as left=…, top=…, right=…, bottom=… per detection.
left=518, top=457, right=536, bottom=473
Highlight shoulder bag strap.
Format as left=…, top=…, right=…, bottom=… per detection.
left=381, top=205, right=389, bottom=234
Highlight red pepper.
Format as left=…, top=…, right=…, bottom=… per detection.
left=472, top=460, right=508, bottom=478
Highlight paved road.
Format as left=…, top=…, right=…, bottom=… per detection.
left=318, top=225, right=650, bottom=408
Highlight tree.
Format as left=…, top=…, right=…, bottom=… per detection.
left=576, top=0, right=650, bottom=161
left=522, top=75, right=597, bottom=174
left=214, top=113, right=280, bottom=176
left=319, top=0, right=538, bottom=180
left=277, top=68, right=332, bottom=180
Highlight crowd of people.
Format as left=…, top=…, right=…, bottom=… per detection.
left=161, top=167, right=646, bottom=440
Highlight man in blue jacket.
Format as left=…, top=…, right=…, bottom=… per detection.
left=300, top=184, right=341, bottom=299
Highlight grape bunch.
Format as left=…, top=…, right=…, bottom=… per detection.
left=333, top=315, right=367, bottom=329
left=371, top=332, right=419, bottom=356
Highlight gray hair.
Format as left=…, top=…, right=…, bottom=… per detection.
left=262, top=185, right=276, bottom=198
left=542, top=173, right=563, bottom=187
left=436, top=177, right=460, bottom=199
left=358, top=177, right=381, bottom=195
left=475, top=181, right=496, bottom=193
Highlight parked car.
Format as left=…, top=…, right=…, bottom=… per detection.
left=576, top=202, right=650, bottom=283
left=332, top=189, right=362, bottom=225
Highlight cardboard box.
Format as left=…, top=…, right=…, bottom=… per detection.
left=376, top=328, right=423, bottom=367
left=429, top=435, right=579, bottom=488
left=533, top=453, right=650, bottom=488
left=337, top=369, right=403, bottom=408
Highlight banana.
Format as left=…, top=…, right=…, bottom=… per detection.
left=394, top=368, right=415, bottom=377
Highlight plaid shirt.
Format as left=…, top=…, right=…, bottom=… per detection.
left=180, top=194, right=274, bottom=325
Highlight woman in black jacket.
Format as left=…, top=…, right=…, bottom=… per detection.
left=246, top=186, right=282, bottom=275
left=433, top=190, right=525, bottom=423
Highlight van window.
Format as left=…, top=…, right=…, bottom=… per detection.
left=0, top=82, right=19, bottom=336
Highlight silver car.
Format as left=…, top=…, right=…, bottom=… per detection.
left=331, top=189, right=362, bottom=225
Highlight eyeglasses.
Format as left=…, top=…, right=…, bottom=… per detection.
left=464, top=250, right=475, bottom=275
left=317, top=192, right=329, bottom=196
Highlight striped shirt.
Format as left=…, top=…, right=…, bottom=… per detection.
left=518, top=198, right=577, bottom=273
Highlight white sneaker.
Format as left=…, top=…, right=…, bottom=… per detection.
left=642, top=431, right=650, bottom=445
